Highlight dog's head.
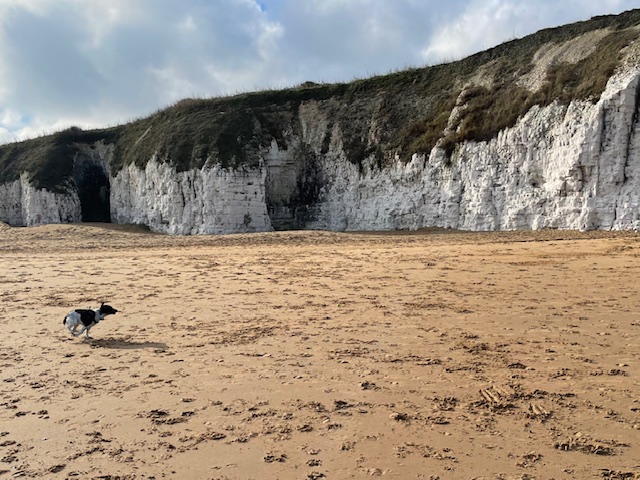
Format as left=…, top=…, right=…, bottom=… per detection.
left=100, top=303, right=118, bottom=316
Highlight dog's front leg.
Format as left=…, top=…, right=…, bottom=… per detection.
left=84, top=327, right=93, bottom=339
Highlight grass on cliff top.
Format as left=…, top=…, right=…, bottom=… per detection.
left=0, top=127, right=119, bottom=193
left=400, top=22, right=640, bottom=159
left=2, top=8, right=640, bottom=191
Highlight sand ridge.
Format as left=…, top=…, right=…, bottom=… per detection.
left=1, top=225, right=639, bottom=479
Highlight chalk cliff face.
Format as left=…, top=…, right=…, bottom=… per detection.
left=103, top=66, right=640, bottom=234
left=304, top=66, right=640, bottom=233
left=0, top=173, right=81, bottom=226
left=2, top=12, right=640, bottom=234
left=110, top=160, right=271, bottom=235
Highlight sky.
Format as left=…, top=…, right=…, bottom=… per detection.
left=0, top=0, right=637, bottom=143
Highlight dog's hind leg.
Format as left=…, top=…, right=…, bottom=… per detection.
left=66, top=322, right=80, bottom=337
left=72, top=325, right=85, bottom=337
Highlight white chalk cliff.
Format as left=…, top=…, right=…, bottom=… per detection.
left=110, top=160, right=271, bottom=235
left=0, top=173, right=81, bottom=226
left=303, top=66, right=640, bottom=233
left=3, top=17, right=640, bottom=234
left=75, top=69, right=640, bottom=233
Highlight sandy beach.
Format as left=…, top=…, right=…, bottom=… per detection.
left=1, top=223, right=639, bottom=479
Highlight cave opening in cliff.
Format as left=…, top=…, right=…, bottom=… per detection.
left=265, top=152, right=321, bottom=231
left=73, top=161, right=111, bottom=223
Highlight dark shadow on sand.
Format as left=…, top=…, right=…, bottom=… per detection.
left=87, top=338, right=168, bottom=350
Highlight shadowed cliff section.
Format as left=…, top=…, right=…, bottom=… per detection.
left=1, top=9, right=640, bottom=230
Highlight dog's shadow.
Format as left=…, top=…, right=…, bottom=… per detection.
left=86, top=338, right=168, bottom=351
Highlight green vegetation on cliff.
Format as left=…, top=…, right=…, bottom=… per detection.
left=1, top=9, right=640, bottom=193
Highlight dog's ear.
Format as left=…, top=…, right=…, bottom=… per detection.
left=100, top=302, right=105, bottom=308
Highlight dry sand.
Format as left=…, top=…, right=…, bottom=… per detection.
left=1, top=224, right=639, bottom=479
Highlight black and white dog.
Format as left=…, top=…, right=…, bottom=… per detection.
left=63, top=303, right=118, bottom=339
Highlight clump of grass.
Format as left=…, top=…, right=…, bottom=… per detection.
left=445, top=28, right=638, bottom=150
left=0, top=126, right=119, bottom=193
left=538, top=28, right=639, bottom=104
left=399, top=95, right=459, bottom=160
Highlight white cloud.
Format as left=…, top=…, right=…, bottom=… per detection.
left=178, top=14, right=197, bottom=32
left=0, top=108, right=24, bottom=129
left=0, top=0, right=287, bottom=138
left=255, top=18, right=284, bottom=61
left=148, top=65, right=197, bottom=105
left=422, top=0, right=533, bottom=62
left=0, top=128, right=13, bottom=143
left=77, top=1, right=145, bottom=50
left=422, top=0, right=640, bottom=63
